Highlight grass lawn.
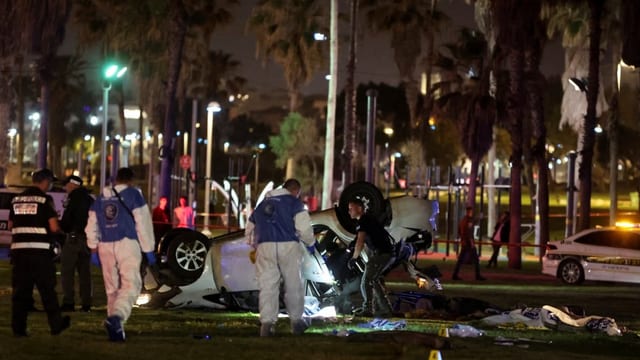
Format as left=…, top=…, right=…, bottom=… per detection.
left=1, top=256, right=640, bottom=360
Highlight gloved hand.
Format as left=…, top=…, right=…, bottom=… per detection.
left=347, top=257, right=359, bottom=271
left=91, top=252, right=101, bottom=267
left=249, top=249, right=257, bottom=264
left=306, top=243, right=316, bottom=255
left=145, top=252, right=157, bottom=266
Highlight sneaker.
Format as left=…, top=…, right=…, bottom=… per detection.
left=291, top=319, right=308, bottom=335
left=104, top=316, right=126, bottom=342
left=260, top=323, right=275, bottom=337
left=13, top=331, right=29, bottom=338
left=60, top=304, right=75, bottom=312
left=80, top=305, right=91, bottom=312
left=51, top=316, right=71, bottom=335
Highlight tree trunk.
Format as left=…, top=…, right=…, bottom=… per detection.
left=322, top=0, right=338, bottom=210
left=578, top=0, right=603, bottom=231
left=527, top=83, right=550, bottom=254
left=159, top=0, right=187, bottom=199
left=467, top=154, right=480, bottom=209
left=37, top=78, right=50, bottom=169
left=608, top=94, right=618, bottom=225
left=342, top=0, right=358, bottom=187
left=507, top=48, right=524, bottom=270
left=0, top=101, right=9, bottom=186
left=16, top=56, right=25, bottom=180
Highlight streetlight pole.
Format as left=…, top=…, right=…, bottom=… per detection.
left=100, top=63, right=127, bottom=191
left=204, top=102, right=221, bottom=233
left=100, top=82, right=111, bottom=192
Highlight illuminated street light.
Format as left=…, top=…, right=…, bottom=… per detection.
left=100, top=62, right=127, bottom=191
left=204, top=101, right=221, bottom=232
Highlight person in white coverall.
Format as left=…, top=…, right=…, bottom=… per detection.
left=85, top=168, right=156, bottom=342
left=245, top=178, right=316, bottom=337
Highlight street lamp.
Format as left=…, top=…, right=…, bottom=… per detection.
left=203, top=101, right=221, bottom=232
left=254, top=143, right=266, bottom=196
left=100, top=63, right=127, bottom=191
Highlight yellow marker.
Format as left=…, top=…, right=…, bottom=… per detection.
left=438, top=326, right=449, bottom=338
left=428, top=350, right=443, bottom=360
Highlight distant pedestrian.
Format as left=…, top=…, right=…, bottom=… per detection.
left=60, top=175, right=94, bottom=312
left=85, top=168, right=156, bottom=342
left=487, top=211, right=510, bottom=268
left=245, top=178, right=316, bottom=337
left=152, top=196, right=171, bottom=244
left=452, top=206, right=485, bottom=281
left=173, top=196, right=195, bottom=230
left=9, top=169, right=70, bottom=337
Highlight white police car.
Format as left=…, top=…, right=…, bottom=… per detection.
left=542, top=224, right=640, bottom=285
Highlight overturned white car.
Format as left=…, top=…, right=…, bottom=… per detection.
left=144, top=182, right=440, bottom=311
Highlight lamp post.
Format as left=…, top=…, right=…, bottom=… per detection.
left=254, top=143, right=266, bottom=196
left=100, top=63, right=127, bottom=191
left=204, top=102, right=221, bottom=232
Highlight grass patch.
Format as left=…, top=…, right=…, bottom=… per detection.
left=1, top=259, right=640, bottom=359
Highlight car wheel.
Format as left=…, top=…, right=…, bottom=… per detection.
left=158, top=228, right=194, bottom=256
left=558, top=259, right=584, bottom=285
left=336, top=181, right=390, bottom=233
left=166, top=230, right=210, bottom=279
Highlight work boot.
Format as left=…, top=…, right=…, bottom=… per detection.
left=260, top=322, right=275, bottom=337
left=104, top=316, right=125, bottom=342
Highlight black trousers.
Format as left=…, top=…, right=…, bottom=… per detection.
left=11, top=249, right=65, bottom=334
left=60, top=233, right=92, bottom=307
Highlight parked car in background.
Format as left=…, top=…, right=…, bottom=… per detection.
left=0, top=187, right=66, bottom=247
left=542, top=225, right=640, bottom=285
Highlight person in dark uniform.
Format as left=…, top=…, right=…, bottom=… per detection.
left=347, top=197, right=395, bottom=317
left=60, top=175, right=94, bottom=312
left=9, top=169, right=70, bottom=337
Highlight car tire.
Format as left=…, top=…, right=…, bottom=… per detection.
left=558, top=259, right=584, bottom=285
left=158, top=228, right=194, bottom=256
left=336, top=181, right=390, bottom=233
left=166, top=230, right=210, bottom=279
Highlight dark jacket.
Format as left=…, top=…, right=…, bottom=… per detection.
left=60, top=187, right=93, bottom=234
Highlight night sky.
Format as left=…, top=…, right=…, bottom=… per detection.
left=59, top=1, right=565, bottom=109
left=209, top=0, right=564, bottom=109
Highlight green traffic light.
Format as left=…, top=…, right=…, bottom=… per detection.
left=104, top=64, right=128, bottom=79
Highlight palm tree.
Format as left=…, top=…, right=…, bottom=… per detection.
left=321, top=0, right=338, bottom=210
left=48, top=55, right=91, bottom=175
left=544, top=0, right=621, bottom=231
left=432, top=28, right=495, bottom=210
left=74, top=0, right=235, bottom=199
left=490, top=0, right=537, bottom=269
left=0, top=1, right=72, bottom=171
left=248, top=0, right=326, bottom=112
left=523, top=11, right=552, bottom=252
left=361, top=0, right=449, bottom=129
left=343, top=0, right=358, bottom=186
left=576, top=0, right=604, bottom=231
